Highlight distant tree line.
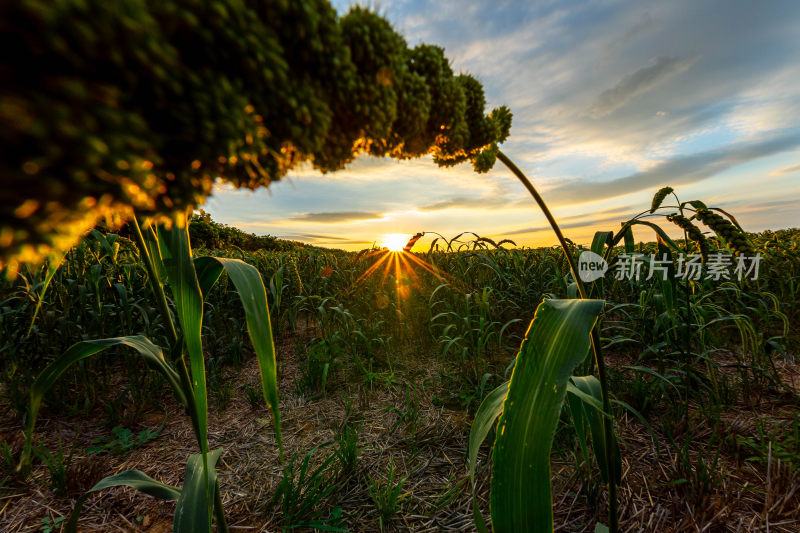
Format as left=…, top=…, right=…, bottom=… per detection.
left=187, top=210, right=303, bottom=252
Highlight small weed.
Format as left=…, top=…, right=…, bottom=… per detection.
left=387, top=387, right=421, bottom=434
left=368, top=457, right=409, bottom=531
left=431, top=474, right=468, bottom=512
left=668, top=423, right=724, bottom=505
left=88, top=421, right=164, bottom=456
left=33, top=437, right=76, bottom=493
left=212, top=377, right=233, bottom=411
left=270, top=443, right=345, bottom=531
left=39, top=516, right=66, bottom=533
left=1, top=439, right=15, bottom=472
left=296, top=338, right=343, bottom=398
left=738, top=414, right=800, bottom=471
left=243, top=382, right=261, bottom=408
left=334, top=423, right=360, bottom=476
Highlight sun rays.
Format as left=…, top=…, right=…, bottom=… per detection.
left=344, top=234, right=466, bottom=302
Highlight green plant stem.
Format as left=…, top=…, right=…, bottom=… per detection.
left=496, top=150, right=619, bottom=533
left=131, top=216, right=229, bottom=532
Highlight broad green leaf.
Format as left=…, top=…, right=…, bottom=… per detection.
left=174, top=449, right=223, bottom=533
left=198, top=257, right=282, bottom=453
left=490, top=299, right=603, bottom=532
left=65, top=470, right=180, bottom=533
left=628, top=220, right=682, bottom=252
left=683, top=199, right=707, bottom=211
left=157, top=220, right=208, bottom=453
left=156, top=218, right=212, bottom=526
left=568, top=376, right=620, bottom=485
left=18, top=336, right=184, bottom=473
left=141, top=223, right=167, bottom=286
left=590, top=231, right=613, bottom=257
left=621, top=224, right=635, bottom=253
left=469, top=381, right=509, bottom=533
left=193, top=256, right=224, bottom=298
left=566, top=380, right=607, bottom=415
left=469, top=381, right=509, bottom=481
left=566, top=385, right=590, bottom=469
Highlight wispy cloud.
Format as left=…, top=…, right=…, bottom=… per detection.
left=771, top=163, right=800, bottom=176
left=543, top=132, right=800, bottom=205
left=587, top=55, right=698, bottom=118
left=502, top=205, right=638, bottom=235
left=290, top=211, right=382, bottom=223
left=419, top=196, right=511, bottom=211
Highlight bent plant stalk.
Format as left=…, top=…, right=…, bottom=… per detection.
left=496, top=150, right=619, bottom=533
left=131, top=217, right=230, bottom=533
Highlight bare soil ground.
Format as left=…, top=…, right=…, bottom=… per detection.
left=1, top=338, right=798, bottom=532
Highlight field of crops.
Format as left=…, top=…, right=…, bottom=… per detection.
left=1, top=210, right=798, bottom=532
left=2, top=2, right=799, bottom=531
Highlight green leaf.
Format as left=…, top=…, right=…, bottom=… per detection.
left=468, top=381, right=509, bottom=532
left=174, top=449, right=223, bottom=533
left=628, top=220, right=683, bottom=253
left=195, top=256, right=282, bottom=455
left=65, top=470, right=180, bottom=533
left=18, top=336, right=184, bottom=473
left=157, top=220, right=208, bottom=453
left=156, top=218, right=213, bottom=528
left=26, top=250, right=66, bottom=337
left=489, top=299, right=603, bottom=532
left=141, top=223, right=167, bottom=286
left=193, top=256, right=225, bottom=299
left=469, top=381, right=509, bottom=481
left=590, top=231, right=613, bottom=257
left=621, top=224, right=635, bottom=253
left=612, top=399, right=661, bottom=457
left=568, top=376, right=620, bottom=485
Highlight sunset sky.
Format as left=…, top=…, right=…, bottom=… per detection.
left=203, top=0, right=800, bottom=250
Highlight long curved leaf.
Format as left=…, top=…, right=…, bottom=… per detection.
left=469, top=381, right=509, bottom=533
left=66, top=470, right=181, bottom=533
left=174, top=449, right=223, bottom=533
left=194, top=256, right=225, bottom=298
left=196, top=256, right=282, bottom=454
left=490, top=298, right=603, bottom=532
left=156, top=220, right=212, bottom=529
left=568, top=376, right=620, bottom=485
left=18, top=336, right=184, bottom=472
left=157, top=222, right=207, bottom=452
left=469, top=381, right=509, bottom=481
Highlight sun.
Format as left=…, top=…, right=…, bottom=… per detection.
left=381, top=233, right=410, bottom=252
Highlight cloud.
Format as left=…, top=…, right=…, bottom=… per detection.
left=771, top=163, right=800, bottom=176
left=587, top=56, right=698, bottom=118
left=288, top=234, right=374, bottom=247
left=543, top=131, right=800, bottom=205
left=289, top=211, right=382, bottom=223
left=293, top=233, right=350, bottom=240
left=419, top=196, right=512, bottom=211
left=502, top=205, right=638, bottom=235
